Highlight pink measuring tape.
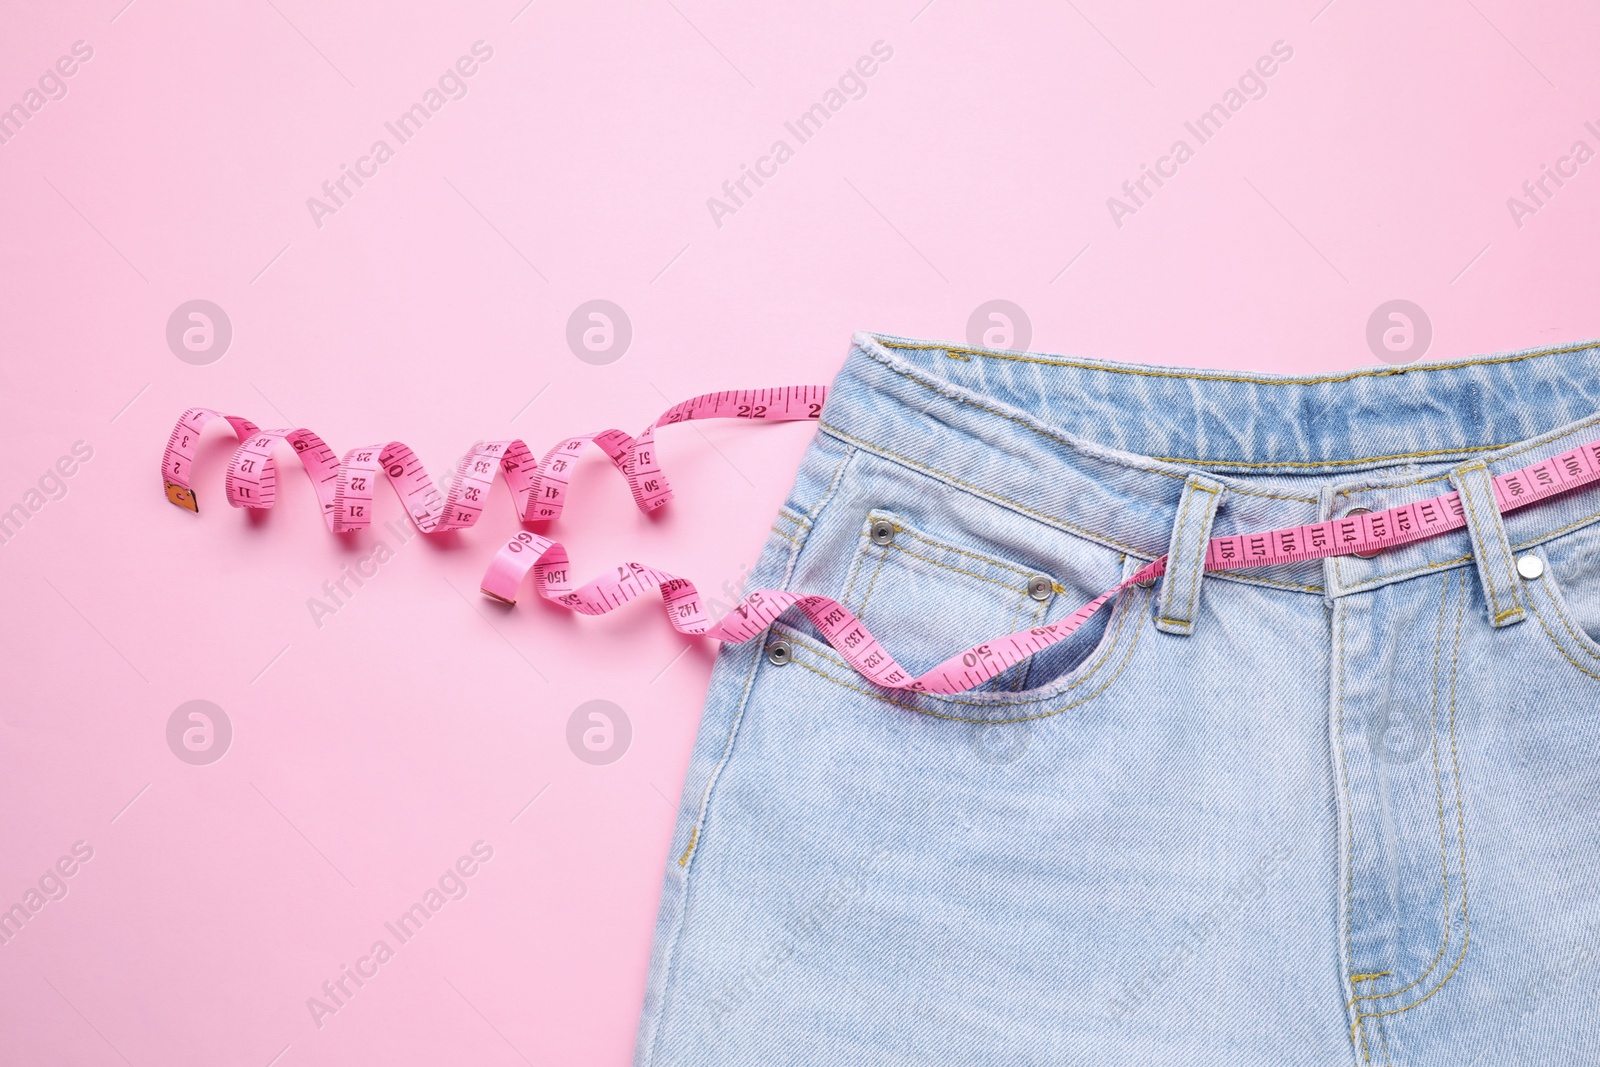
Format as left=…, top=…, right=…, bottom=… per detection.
left=164, top=390, right=1600, bottom=695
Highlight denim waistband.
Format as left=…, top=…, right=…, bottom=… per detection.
left=819, top=331, right=1600, bottom=597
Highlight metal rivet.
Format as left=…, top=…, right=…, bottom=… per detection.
left=1344, top=507, right=1380, bottom=559
left=1516, top=554, right=1545, bottom=581
left=766, top=639, right=793, bottom=666
left=1027, top=575, right=1053, bottom=601
left=869, top=519, right=895, bottom=546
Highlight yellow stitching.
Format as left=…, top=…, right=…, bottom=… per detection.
left=864, top=516, right=1055, bottom=691
left=886, top=543, right=1037, bottom=594
left=889, top=520, right=1043, bottom=579
left=1223, top=486, right=1322, bottom=503
left=1239, top=573, right=1325, bottom=593
left=1351, top=972, right=1392, bottom=983
left=840, top=530, right=873, bottom=607
left=1490, top=411, right=1600, bottom=466
left=855, top=546, right=891, bottom=620
left=1465, top=467, right=1529, bottom=627
left=776, top=506, right=811, bottom=531
left=1335, top=601, right=1358, bottom=1027
left=1179, top=485, right=1220, bottom=625
left=803, top=443, right=854, bottom=517
left=1459, top=473, right=1504, bottom=617
left=1352, top=573, right=1473, bottom=1038
left=1519, top=507, right=1600, bottom=548
left=1340, top=411, right=1600, bottom=495
left=822, top=377, right=1319, bottom=503
left=884, top=336, right=1600, bottom=385
left=1376, top=1016, right=1394, bottom=1067
left=769, top=525, right=802, bottom=549
left=1534, top=571, right=1600, bottom=663
left=1526, top=593, right=1600, bottom=682
left=1345, top=475, right=1452, bottom=494
left=821, top=423, right=1327, bottom=593
left=781, top=595, right=1144, bottom=725
left=1342, top=555, right=1474, bottom=593
left=1351, top=575, right=1456, bottom=1006
left=1333, top=507, right=1600, bottom=595
left=880, top=337, right=1600, bottom=478
left=822, top=424, right=1143, bottom=554
left=677, top=630, right=769, bottom=879
left=676, top=827, right=698, bottom=867
left=1154, top=443, right=1512, bottom=470
left=1159, top=482, right=1200, bottom=625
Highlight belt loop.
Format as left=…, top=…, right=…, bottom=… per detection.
left=1155, top=472, right=1226, bottom=636
left=1449, top=460, right=1526, bottom=628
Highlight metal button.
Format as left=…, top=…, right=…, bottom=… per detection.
left=869, top=519, right=895, bottom=546
left=1516, top=554, right=1545, bottom=580
left=1027, top=575, right=1053, bottom=601
left=1344, top=507, right=1380, bottom=559
left=766, top=639, right=793, bottom=666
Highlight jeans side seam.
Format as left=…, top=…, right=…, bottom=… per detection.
left=769, top=524, right=802, bottom=549
left=640, top=444, right=857, bottom=1066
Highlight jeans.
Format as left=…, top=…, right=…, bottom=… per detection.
left=634, top=331, right=1600, bottom=1066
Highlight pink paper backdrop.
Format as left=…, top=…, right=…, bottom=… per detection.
left=2, top=1, right=1597, bottom=1063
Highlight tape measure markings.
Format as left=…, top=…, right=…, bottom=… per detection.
left=165, top=393, right=1600, bottom=695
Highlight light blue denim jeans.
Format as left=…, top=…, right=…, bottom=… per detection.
left=634, top=331, right=1600, bottom=1066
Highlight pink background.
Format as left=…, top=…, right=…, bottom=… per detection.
left=2, top=1, right=1598, bottom=1063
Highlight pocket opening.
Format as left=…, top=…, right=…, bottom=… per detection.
left=836, top=509, right=1127, bottom=696
left=1525, top=534, right=1600, bottom=680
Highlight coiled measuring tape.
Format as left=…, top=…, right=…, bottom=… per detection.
left=164, top=392, right=1600, bottom=695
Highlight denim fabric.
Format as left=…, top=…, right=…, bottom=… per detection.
left=634, top=332, right=1600, bottom=1066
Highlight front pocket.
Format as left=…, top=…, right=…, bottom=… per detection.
left=1523, top=530, right=1600, bottom=685
left=839, top=510, right=1061, bottom=692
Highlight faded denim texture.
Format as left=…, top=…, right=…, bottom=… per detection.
left=635, top=332, right=1600, bottom=1066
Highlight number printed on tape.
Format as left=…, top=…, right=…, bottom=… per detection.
left=163, top=391, right=1600, bottom=695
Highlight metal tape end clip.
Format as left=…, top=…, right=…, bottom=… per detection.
left=165, top=481, right=199, bottom=513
